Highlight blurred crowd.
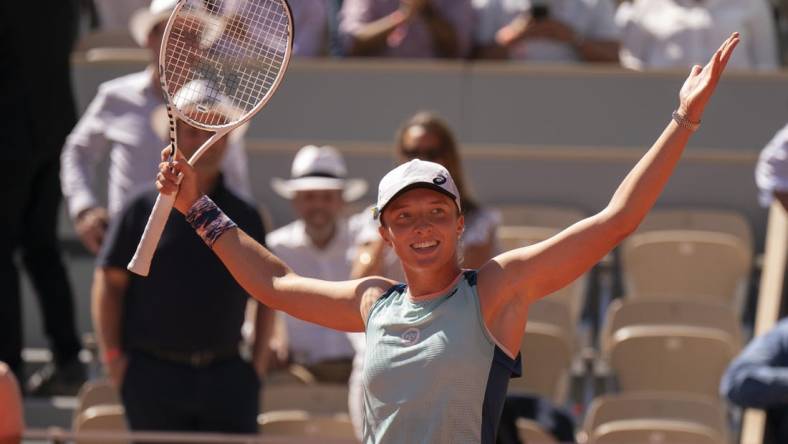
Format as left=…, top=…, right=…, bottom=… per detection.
left=78, top=0, right=787, bottom=70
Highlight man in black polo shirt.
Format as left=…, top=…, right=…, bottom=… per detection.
left=92, top=91, right=272, bottom=433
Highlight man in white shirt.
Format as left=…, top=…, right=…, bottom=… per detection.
left=617, top=0, right=778, bottom=71
left=266, top=145, right=368, bottom=382
left=756, top=123, right=788, bottom=211
left=61, top=0, right=251, bottom=255
left=472, top=0, right=620, bottom=62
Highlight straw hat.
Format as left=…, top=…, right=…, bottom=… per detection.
left=271, top=145, right=368, bottom=202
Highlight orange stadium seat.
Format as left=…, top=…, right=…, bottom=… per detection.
left=579, top=393, right=728, bottom=444
left=262, top=383, right=350, bottom=414
left=73, top=404, right=128, bottom=444
left=258, top=410, right=357, bottom=441
left=509, top=320, right=573, bottom=404
left=72, top=379, right=121, bottom=429
left=600, top=299, right=742, bottom=356
left=605, top=324, right=739, bottom=398
left=621, top=229, right=752, bottom=314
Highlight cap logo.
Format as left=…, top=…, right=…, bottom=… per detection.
left=433, top=175, right=447, bottom=185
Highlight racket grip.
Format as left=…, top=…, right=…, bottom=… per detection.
left=127, top=192, right=177, bottom=276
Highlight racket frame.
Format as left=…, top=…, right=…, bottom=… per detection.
left=127, top=0, right=293, bottom=276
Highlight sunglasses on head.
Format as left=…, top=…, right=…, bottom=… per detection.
left=401, top=148, right=444, bottom=162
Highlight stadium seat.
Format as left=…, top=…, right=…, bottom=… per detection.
left=262, top=383, right=350, bottom=414
left=635, top=208, right=753, bottom=251
left=495, top=204, right=586, bottom=228
left=620, top=230, right=752, bottom=314
left=509, top=321, right=573, bottom=404
left=516, top=418, right=559, bottom=444
left=72, top=379, right=121, bottom=429
left=258, top=409, right=357, bottom=440
left=605, top=325, right=739, bottom=398
left=580, top=393, right=727, bottom=444
left=600, top=299, right=742, bottom=356
left=73, top=404, right=128, bottom=444
left=527, top=298, right=574, bottom=337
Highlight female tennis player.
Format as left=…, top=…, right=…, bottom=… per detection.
left=157, top=33, right=739, bottom=443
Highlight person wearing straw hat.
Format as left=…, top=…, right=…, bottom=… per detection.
left=61, top=0, right=252, bottom=257
left=92, top=80, right=272, bottom=434
left=157, top=33, right=740, bottom=443
left=266, top=145, right=369, bottom=382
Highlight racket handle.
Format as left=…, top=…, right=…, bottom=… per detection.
left=127, top=192, right=177, bottom=276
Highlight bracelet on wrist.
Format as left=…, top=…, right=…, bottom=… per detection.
left=186, top=195, right=238, bottom=248
left=672, top=110, right=701, bottom=132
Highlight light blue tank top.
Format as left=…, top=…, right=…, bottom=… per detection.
left=362, top=270, right=522, bottom=444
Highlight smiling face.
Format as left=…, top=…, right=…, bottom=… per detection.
left=379, top=187, right=464, bottom=274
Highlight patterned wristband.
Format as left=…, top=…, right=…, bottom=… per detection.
left=185, top=195, right=238, bottom=248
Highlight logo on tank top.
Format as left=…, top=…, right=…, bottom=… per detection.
left=401, top=327, right=421, bottom=346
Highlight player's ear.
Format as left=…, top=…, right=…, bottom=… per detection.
left=378, top=225, right=393, bottom=247
left=456, top=213, right=465, bottom=240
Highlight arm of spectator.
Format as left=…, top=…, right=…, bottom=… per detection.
left=61, top=87, right=114, bottom=253
left=496, top=16, right=618, bottom=62
left=747, top=0, right=779, bottom=70
left=251, top=300, right=277, bottom=378
left=61, top=86, right=113, bottom=222
left=721, top=322, right=788, bottom=408
left=341, top=0, right=411, bottom=56
left=91, top=266, right=129, bottom=388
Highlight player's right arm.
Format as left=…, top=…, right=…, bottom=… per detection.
left=158, top=147, right=394, bottom=332
left=213, top=228, right=393, bottom=332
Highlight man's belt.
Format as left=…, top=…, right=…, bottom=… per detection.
left=134, top=345, right=240, bottom=367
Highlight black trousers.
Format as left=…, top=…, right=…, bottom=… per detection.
left=0, top=109, right=81, bottom=374
left=121, top=351, right=261, bottom=435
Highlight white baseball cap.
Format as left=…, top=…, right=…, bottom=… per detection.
left=271, top=145, right=368, bottom=201
left=374, top=159, right=461, bottom=221
left=129, top=0, right=177, bottom=47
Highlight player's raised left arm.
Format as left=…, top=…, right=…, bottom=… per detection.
left=481, top=33, right=740, bottom=308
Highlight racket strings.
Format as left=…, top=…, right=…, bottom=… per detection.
left=164, top=0, right=290, bottom=128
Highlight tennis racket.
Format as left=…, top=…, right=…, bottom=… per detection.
left=128, top=0, right=293, bottom=276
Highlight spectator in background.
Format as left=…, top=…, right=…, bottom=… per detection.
left=339, top=0, right=475, bottom=58
left=473, top=0, right=620, bottom=63
left=92, top=82, right=272, bottom=433
left=266, top=145, right=369, bottom=383
left=617, top=0, right=778, bottom=71
left=290, top=0, right=331, bottom=56
left=756, top=123, right=788, bottom=211
left=346, top=111, right=500, bottom=438
left=61, top=0, right=251, bottom=256
left=0, top=362, right=23, bottom=444
left=0, top=0, right=85, bottom=395
left=721, top=318, right=788, bottom=443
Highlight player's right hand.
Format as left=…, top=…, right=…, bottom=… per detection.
left=75, top=207, right=109, bottom=254
left=157, top=145, right=200, bottom=214
left=105, top=353, right=128, bottom=389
